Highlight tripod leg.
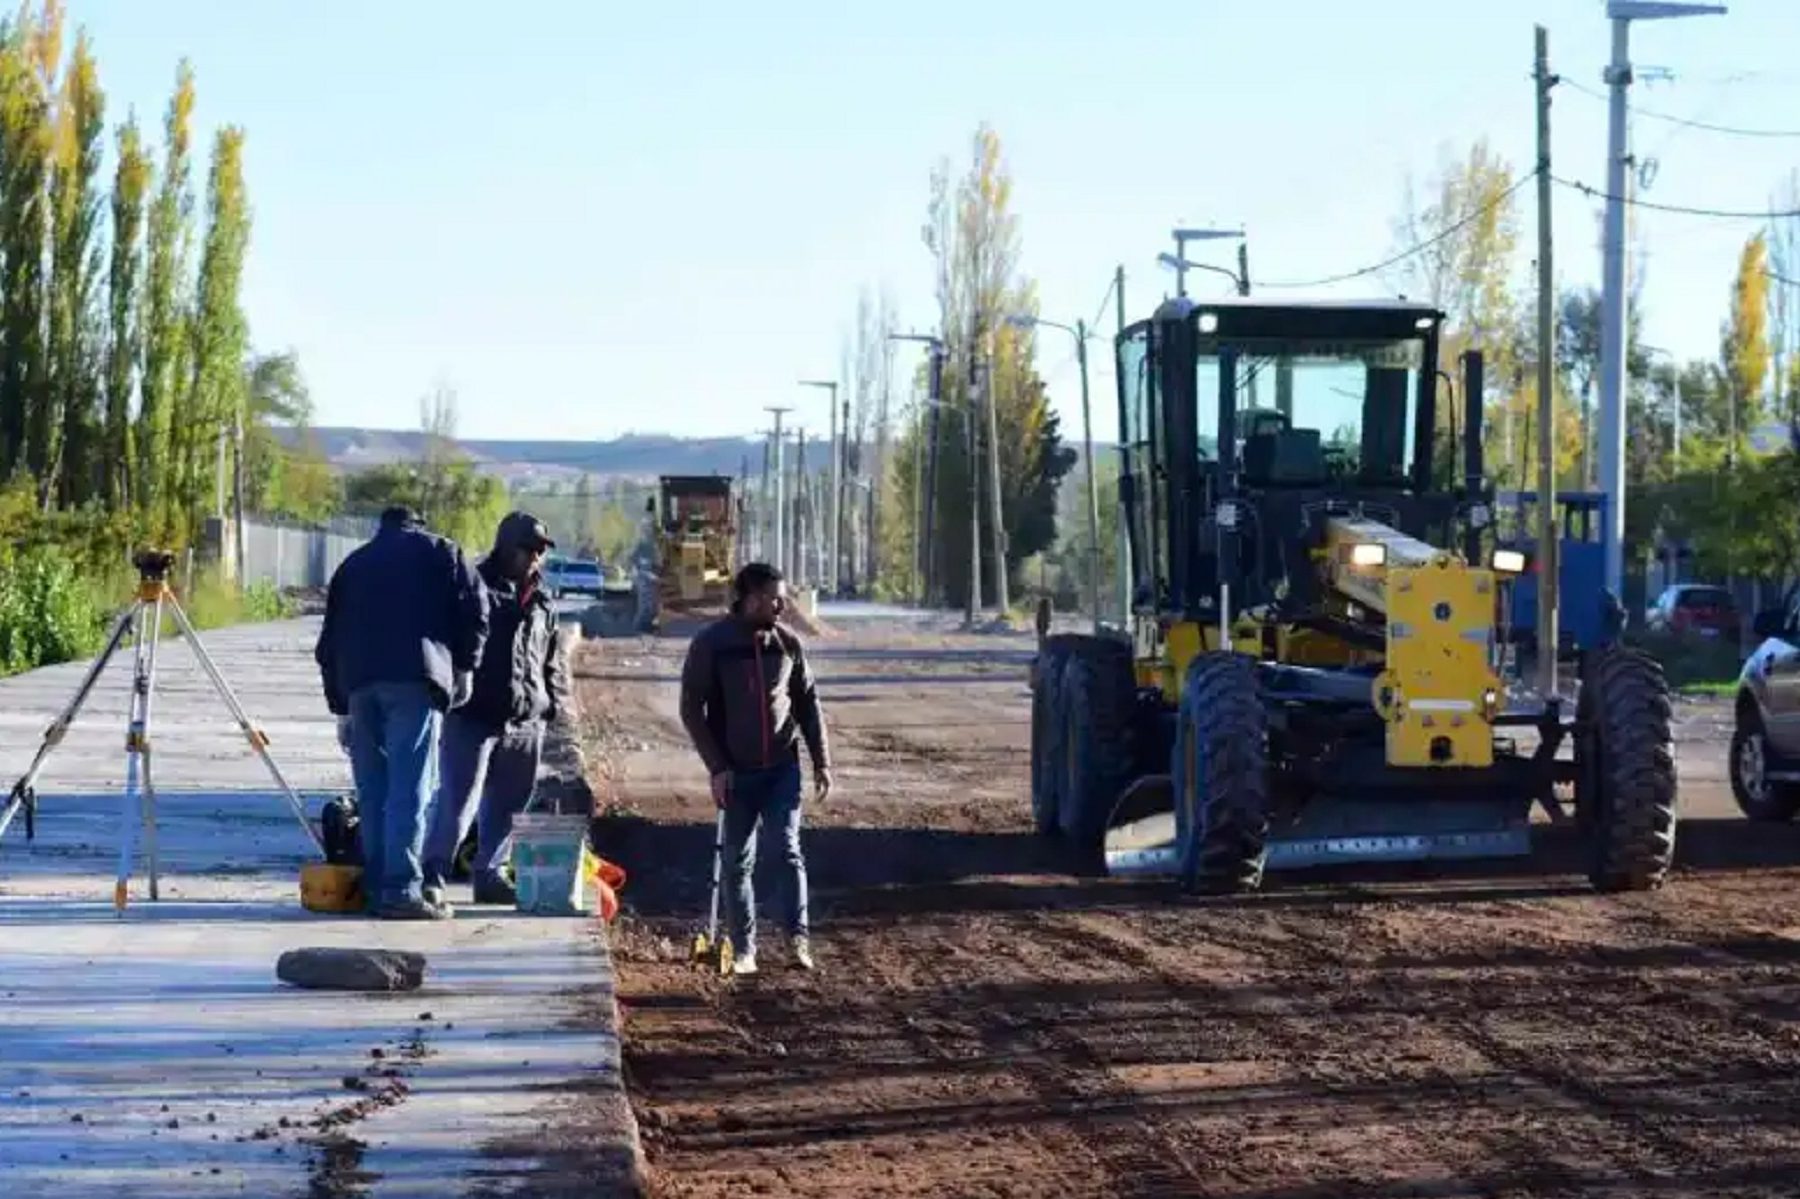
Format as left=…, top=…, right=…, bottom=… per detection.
left=165, top=597, right=326, bottom=855
left=0, top=604, right=138, bottom=843
left=141, top=595, right=166, bottom=902
left=115, top=605, right=153, bottom=911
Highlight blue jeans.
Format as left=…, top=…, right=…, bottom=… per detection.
left=345, top=682, right=442, bottom=910
left=421, top=713, right=544, bottom=892
left=723, top=760, right=808, bottom=957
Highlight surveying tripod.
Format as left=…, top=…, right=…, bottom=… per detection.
left=0, top=550, right=323, bottom=909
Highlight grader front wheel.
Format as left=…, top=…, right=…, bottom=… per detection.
left=1577, top=647, right=1679, bottom=892
left=1175, top=652, right=1270, bottom=895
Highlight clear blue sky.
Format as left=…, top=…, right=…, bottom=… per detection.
left=77, top=0, right=1800, bottom=445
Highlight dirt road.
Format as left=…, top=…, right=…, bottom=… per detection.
left=578, top=614, right=1800, bottom=1199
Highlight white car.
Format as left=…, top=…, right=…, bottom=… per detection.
left=1730, top=593, right=1800, bottom=821
left=544, top=557, right=603, bottom=599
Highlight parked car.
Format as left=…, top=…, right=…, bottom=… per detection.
left=1645, top=584, right=1739, bottom=639
left=1729, top=593, right=1800, bottom=821
left=545, top=557, right=604, bottom=599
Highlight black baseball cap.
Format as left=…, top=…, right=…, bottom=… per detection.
left=497, top=511, right=556, bottom=551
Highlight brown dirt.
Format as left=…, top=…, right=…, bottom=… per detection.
left=577, top=616, right=1800, bottom=1199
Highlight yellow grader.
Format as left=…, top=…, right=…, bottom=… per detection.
left=1031, top=296, right=1677, bottom=893
left=651, top=474, right=737, bottom=615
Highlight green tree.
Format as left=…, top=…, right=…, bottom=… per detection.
left=1721, top=230, right=1771, bottom=453
left=0, top=14, right=53, bottom=485
left=104, top=114, right=148, bottom=508
left=137, top=58, right=194, bottom=521
left=1390, top=141, right=1530, bottom=488
left=918, top=124, right=1073, bottom=607
left=179, top=125, right=249, bottom=528
left=47, top=27, right=103, bottom=507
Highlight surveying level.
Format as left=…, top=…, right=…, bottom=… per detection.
left=0, top=547, right=324, bottom=910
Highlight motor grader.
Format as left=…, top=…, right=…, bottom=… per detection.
left=1030, top=296, right=1677, bottom=894
left=649, top=474, right=737, bottom=616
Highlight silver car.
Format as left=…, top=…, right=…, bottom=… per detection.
left=1730, top=594, right=1800, bottom=821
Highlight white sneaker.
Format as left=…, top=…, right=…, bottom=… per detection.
left=731, top=951, right=758, bottom=976
left=792, top=936, right=815, bottom=972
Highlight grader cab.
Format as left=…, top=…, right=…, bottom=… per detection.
left=1029, top=297, right=1677, bottom=894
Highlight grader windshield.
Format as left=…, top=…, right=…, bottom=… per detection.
left=1116, top=299, right=1451, bottom=616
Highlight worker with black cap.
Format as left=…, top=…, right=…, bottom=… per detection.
left=422, top=511, right=570, bottom=908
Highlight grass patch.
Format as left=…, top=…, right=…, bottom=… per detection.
left=0, top=552, right=299, bottom=681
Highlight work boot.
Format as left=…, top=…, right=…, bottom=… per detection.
left=379, top=895, right=454, bottom=921
left=731, top=951, right=758, bottom=977
left=792, top=936, right=815, bottom=972
left=422, top=883, right=447, bottom=909
left=472, top=873, right=518, bottom=906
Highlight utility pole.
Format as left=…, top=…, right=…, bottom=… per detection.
left=798, top=380, right=839, bottom=594
left=758, top=431, right=771, bottom=562
left=1596, top=1, right=1726, bottom=597
left=1077, top=320, right=1101, bottom=634
left=794, top=426, right=809, bottom=586
left=966, top=357, right=982, bottom=625
left=1535, top=24, right=1562, bottom=697
left=982, top=353, right=1008, bottom=615
left=1236, top=242, right=1252, bottom=297
left=1116, top=265, right=1131, bottom=625
left=766, top=406, right=789, bottom=576
left=840, top=393, right=853, bottom=595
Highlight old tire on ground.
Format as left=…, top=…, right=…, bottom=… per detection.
left=1577, top=646, right=1678, bottom=892
left=1030, top=635, right=1079, bottom=837
left=1058, top=637, right=1138, bottom=856
left=1729, top=703, right=1800, bottom=822
left=1174, top=652, right=1270, bottom=894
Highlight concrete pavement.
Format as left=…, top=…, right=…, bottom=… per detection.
left=0, top=618, right=640, bottom=1197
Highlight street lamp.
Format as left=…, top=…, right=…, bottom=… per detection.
left=1596, top=1, right=1726, bottom=597
left=1161, top=227, right=1248, bottom=297
left=798, top=379, right=841, bottom=596
left=1008, top=313, right=1103, bottom=635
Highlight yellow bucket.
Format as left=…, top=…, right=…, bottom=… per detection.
left=300, top=863, right=364, bottom=913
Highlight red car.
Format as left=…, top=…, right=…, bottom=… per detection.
left=1646, top=584, right=1740, bottom=639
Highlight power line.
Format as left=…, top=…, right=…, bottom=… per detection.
left=1088, top=273, right=1118, bottom=331
left=1561, top=76, right=1800, bottom=139
left=1551, top=174, right=1800, bottom=219
left=1259, top=171, right=1539, bottom=290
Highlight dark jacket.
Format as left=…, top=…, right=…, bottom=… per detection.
left=460, top=554, right=569, bottom=729
left=314, top=512, right=488, bottom=715
left=680, top=616, right=829, bottom=776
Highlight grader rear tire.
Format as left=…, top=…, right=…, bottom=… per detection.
left=1029, top=636, right=1079, bottom=837
left=1058, top=638, right=1139, bottom=856
left=1578, top=647, right=1678, bottom=892
left=1175, top=652, right=1270, bottom=894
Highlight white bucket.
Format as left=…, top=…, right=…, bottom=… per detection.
left=510, top=814, right=597, bottom=915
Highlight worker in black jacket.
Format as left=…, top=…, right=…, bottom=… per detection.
left=422, top=512, right=570, bottom=907
left=316, top=506, right=487, bottom=920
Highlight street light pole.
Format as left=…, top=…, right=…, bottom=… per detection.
left=1010, top=313, right=1101, bottom=634
left=799, top=379, right=840, bottom=595
left=1596, top=1, right=1726, bottom=597
left=1164, top=227, right=1245, bottom=297
left=765, top=407, right=790, bottom=576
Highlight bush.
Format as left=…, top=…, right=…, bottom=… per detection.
left=0, top=548, right=107, bottom=676
left=1625, top=627, right=1745, bottom=691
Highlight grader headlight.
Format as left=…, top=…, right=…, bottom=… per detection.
left=1492, top=548, right=1527, bottom=575
left=1348, top=543, right=1387, bottom=569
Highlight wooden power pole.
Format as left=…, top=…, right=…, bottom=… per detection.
left=1534, top=24, right=1561, bottom=696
